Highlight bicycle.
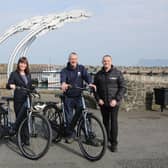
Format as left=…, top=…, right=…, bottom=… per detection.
left=43, top=85, right=107, bottom=161
left=0, top=87, right=52, bottom=160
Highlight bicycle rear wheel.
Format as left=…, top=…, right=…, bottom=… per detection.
left=0, top=113, right=4, bottom=138
left=77, top=113, right=107, bottom=161
left=18, top=113, right=52, bottom=160
left=43, top=104, right=62, bottom=143
left=0, top=112, right=3, bottom=126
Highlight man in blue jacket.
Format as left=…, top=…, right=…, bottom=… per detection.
left=60, top=52, right=95, bottom=143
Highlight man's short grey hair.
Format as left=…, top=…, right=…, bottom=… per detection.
left=69, top=52, right=78, bottom=59
left=102, top=54, right=112, bottom=60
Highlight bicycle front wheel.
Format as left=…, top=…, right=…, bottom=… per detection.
left=77, top=113, right=107, bottom=161
left=18, top=113, right=52, bottom=160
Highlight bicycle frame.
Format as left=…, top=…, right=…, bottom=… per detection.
left=60, top=87, right=93, bottom=138
left=81, top=95, right=90, bottom=137
left=16, top=87, right=39, bottom=136
left=5, top=101, right=10, bottom=127
left=47, top=85, right=107, bottom=161
left=61, top=96, right=66, bottom=127
left=27, top=96, right=33, bottom=135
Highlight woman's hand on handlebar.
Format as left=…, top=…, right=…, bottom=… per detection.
left=10, top=84, right=16, bottom=90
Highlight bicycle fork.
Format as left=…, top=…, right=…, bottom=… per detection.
left=28, top=111, right=33, bottom=135
left=82, top=112, right=93, bottom=139
left=27, top=95, right=35, bottom=136
left=81, top=94, right=93, bottom=139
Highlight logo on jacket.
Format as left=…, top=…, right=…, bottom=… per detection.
left=77, top=71, right=81, bottom=77
left=109, top=77, right=117, bottom=80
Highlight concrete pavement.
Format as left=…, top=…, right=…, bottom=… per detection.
left=0, top=109, right=168, bottom=168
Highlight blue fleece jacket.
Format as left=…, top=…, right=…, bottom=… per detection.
left=60, top=63, right=92, bottom=97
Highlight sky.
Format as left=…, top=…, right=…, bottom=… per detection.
left=0, top=0, right=168, bottom=66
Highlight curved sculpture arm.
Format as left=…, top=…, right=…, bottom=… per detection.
left=7, top=10, right=91, bottom=77
left=0, top=10, right=91, bottom=44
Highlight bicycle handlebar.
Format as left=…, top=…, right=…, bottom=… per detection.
left=16, top=86, right=40, bottom=98
left=68, top=84, right=95, bottom=93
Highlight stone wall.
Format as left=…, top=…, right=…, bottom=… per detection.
left=1, top=64, right=168, bottom=112
left=121, top=74, right=168, bottom=112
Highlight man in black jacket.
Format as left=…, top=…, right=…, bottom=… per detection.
left=94, top=55, right=126, bottom=152
left=60, top=52, right=95, bottom=143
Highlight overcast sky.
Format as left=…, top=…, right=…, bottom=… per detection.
left=0, top=0, right=167, bottom=66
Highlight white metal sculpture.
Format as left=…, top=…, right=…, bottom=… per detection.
left=0, top=10, right=91, bottom=77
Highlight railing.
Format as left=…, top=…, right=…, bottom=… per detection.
left=0, top=71, right=168, bottom=89
left=0, top=71, right=61, bottom=89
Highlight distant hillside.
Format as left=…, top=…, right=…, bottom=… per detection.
left=137, top=59, right=168, bottom=67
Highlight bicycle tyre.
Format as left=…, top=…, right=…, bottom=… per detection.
left=18, top=113, right=52, bottom=160
left=77, top=113, right=107, bottom=161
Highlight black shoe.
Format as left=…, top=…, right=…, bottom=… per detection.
left=24, top=140, right=30, bottom=146
left=110, top=144, right=118, bottom=152
left=22, top=140, right=30, bottom=146
left=65, top=130, right=76, bottom=144
left=65, top=137, right=74, bottom=144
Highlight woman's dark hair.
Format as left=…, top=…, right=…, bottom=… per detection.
left=16, top=56, right=30, bottom=74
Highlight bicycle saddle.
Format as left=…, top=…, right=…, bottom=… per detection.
left=1, top=96, right=14, bottom=101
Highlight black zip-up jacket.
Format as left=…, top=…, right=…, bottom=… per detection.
left=60, top=63, right=92, bottom=97
left=94, top=66, right=126, bottom=106
left=6, top=70, right=33, bottom=102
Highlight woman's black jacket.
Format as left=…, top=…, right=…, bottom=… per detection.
left=6, top=70, right=33, bottom=103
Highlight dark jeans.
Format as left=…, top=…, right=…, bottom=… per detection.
left=14, top=101, right=27, bottom=130
left=14, top=101, right=29, bottom=142
left=63, top=96, right=83, bottom=136
left=100, top=105, right=119, bottom=145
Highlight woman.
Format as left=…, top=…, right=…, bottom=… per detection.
left=7, top=57, right=33, bottom=144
